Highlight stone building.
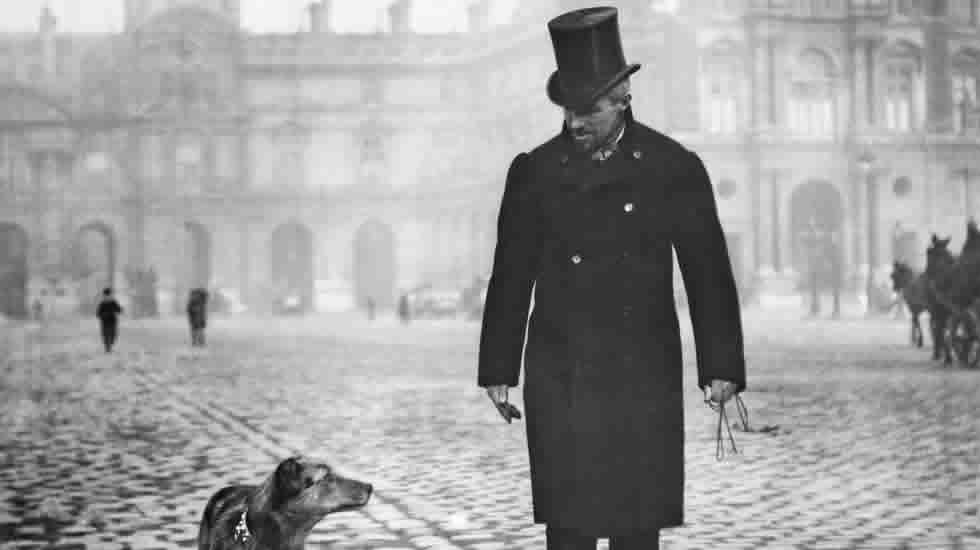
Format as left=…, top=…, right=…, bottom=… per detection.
left=1, top=0, right=979, bottom=318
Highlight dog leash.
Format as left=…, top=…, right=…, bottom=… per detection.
left=704, top=392, right=750, bottom=461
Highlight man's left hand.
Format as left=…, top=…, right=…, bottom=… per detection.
left=706, top=379, right=737, bottom=404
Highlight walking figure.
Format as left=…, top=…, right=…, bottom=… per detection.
left=366, top=297, right=376, bottom=321
left=187, top=288, right=209, bottom=347
left=96, top=287, right=123, bottom=353
left=397, top=294, right=410, bottom=324
left=32, top=297, right=43, bottom=322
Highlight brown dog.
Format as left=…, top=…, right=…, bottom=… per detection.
left=197, top=456, right=373, bottom=550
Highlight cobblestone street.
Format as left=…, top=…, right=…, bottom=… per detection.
left=1, top=310, right=978, bottom=549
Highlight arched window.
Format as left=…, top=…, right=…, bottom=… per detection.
left=700, top=43, right=740, bottom=134
left=788, top=49, right=835, bottom=136
left=881, top=43, right=920, bottom=132
left=953, top=49, right=980, bottom=133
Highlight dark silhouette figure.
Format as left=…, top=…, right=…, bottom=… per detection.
left=397, top=294, right=410, bottom=324
left=366, top=297, right=376, bottom=321
left=187, top=288, right=209, bottom=347
left=96, top=288, right=123, bottom=353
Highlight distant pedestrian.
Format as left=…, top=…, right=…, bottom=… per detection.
left=186, top=288, right=208, bottom=347
left=366, top=297, right=376, bottom=321
left=397, top=294, right=410, bottom=324
left=96, top=287, right=123, bottom=353
left=32, top=297, right=43, bottom=322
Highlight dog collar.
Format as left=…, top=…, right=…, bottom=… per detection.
left=234, top=509, right=252, bottom=544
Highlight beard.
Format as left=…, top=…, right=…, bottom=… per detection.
left=569, top=116, right=625, bottom=155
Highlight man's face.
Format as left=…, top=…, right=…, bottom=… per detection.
left=564, top=93, right=627, bottom=154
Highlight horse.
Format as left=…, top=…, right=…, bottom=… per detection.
left=925, top=235, right=956, bottom=365
left=890, top=260, right=928, bottom=348
left=925, top=222, right=980, bottom=367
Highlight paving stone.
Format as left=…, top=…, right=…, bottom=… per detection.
left=3, top=316, right=978, bottom=549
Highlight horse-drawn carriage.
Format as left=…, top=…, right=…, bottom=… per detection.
left=892, top=220, right=980, bottom=368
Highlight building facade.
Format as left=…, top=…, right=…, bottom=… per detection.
left=1, top=0, right=979, bottom=318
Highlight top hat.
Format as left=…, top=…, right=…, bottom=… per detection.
left=546, top=6, right=640, bottom=113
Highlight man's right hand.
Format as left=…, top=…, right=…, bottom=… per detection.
left=486, top=385, right=521, bottom=423
left=486, top=385, right=508, bottom=406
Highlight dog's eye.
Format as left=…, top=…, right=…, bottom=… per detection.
left=304, top=476, right=314, bottom=488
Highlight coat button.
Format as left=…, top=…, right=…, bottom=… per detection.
left=632, top=150, right=643, bottom=160
left=624, top=202, right=634, bottom=212
left=571, top=254, right=582, bottom=264
left=560, top=155, right=569, bottom=165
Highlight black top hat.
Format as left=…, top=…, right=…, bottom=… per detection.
left=546, top=6, right=640, bottom=113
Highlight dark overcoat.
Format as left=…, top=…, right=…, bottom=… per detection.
left=478, top=110, right=746, bottom=535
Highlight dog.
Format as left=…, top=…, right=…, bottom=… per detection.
left=197, top=456, right=373, bottom=550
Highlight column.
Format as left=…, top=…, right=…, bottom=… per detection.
left=853, top=39, right=868, bottom=131
left=865, top=39, right=877, bottom=127
left=239, top=219, right=251, bottom=308
left=778, top=178, right=793, bottom=275
left=40, top=153, right=60, bottom=269
left=758, top=169, right=774, bottom=274
left=865, top=172, right=879, bottom=303
left=770, top=171, right=783, bottom=273
left=851, top=167, right=865, bottom=283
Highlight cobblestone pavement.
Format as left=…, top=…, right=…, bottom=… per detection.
left=1, top=310, right=978, bottom=550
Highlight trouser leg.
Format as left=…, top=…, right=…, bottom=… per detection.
left=545, top=526, right=596, bottom=550
left=609, top=529, right=660, bottom=550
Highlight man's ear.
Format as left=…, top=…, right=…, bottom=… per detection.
left=617, top=93, right=632, bottom=111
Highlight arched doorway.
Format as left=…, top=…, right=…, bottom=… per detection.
left=353, top=220, right=396, bottom=309
left=269, top=222, right=314, bottom=313
left=71, top=222, right=116, bottom=314
left=789, top=180, right=844, bottom=288
left=0, top=223, right=29, bottom=319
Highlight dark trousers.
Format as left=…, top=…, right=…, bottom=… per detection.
left=100, top=321, right=117, bottom=352
left=546, top=526, right=660, bottom=550
left=190, top=326, right=206, bottom=347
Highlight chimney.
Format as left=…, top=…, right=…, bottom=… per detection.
left=308, top=1, right=332, bottom=33
left=388, top=0, right=413, bottom=34
left=467, top=0, right=491, bottom=33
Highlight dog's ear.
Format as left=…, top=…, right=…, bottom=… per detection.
left=273, top=457, right=306, bottom=500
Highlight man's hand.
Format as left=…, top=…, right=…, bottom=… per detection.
left=486, top=385, right=508, bottom=406
left=706, top=379, right=737, bottom=404
left=486, top=385, right=521, bottom=423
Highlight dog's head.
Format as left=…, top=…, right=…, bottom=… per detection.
left=264, top=456, right=373, bottom=517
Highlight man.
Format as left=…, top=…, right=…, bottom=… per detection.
left=478, top=8, right=746, bottom=550
left=96, top=287, right=123, bottom=353
left=186, top=288, right=208, bottom=347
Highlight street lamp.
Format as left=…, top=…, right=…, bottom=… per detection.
left=858, top=151, right=876, bottom=315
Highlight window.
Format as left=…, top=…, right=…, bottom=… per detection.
left=788, top=49, right=835, bottom=136
left=700, top=46, right=740, bottom=134
left=884, top=63, right=916, bottom=131
left=952, top=50, right=980, bottom=133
